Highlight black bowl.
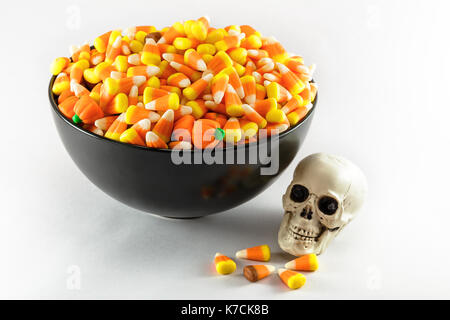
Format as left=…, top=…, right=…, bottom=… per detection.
left=49, top=76, right=316, bottom=218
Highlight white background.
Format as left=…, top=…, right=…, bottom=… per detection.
left=1, top=0, right=449, bottom=299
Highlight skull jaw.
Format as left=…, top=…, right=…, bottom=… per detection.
left=278, top=212, right=337, bottom=256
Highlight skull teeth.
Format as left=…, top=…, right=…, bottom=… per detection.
left=289, top=226, right=319, bottom=239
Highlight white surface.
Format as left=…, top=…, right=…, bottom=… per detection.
left=1, top=0, right=450, bottom=299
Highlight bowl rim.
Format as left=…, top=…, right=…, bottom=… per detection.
left=49, top=74, right=317, bottom=153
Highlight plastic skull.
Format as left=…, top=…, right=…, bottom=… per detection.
left=278, top=153, right=367, bottom=256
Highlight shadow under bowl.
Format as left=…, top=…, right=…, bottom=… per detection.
left=49, top=76, right=316, bottom=218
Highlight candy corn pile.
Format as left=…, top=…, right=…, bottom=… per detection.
left=214, top=245, right=319, bottom=290
left=50, top=17, right=317, bottom=149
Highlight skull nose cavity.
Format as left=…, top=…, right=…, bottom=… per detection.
left=300, top=206, right=313, bottom=220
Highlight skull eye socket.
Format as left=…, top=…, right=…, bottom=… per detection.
left=318, top=196, right=339, bottom=215
left=290, top=184, right=309, bottom=202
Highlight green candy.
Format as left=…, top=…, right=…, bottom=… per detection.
left=214, top=128, right=225, bottom=141
left=72, top=114, right=82, bottom=124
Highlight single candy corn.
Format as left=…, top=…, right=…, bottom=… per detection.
left=243, top=265, right=275, bottom=282
left=94, top=31, right=112, bottom=53
left=287, top=107, right=308, bottom=126
left=104, top=92, right=128, bottom=114
left=184, top=48, right=207, bottom=71
left=214, top=253, right=236, bottom=275
left=162, top=52, right=185, bottom=64
left=158, top=22, right=184, bottom=44
left=119, top=118, right=151, bottom=146
left=186, top=99, right=208, bottom=119
left=219, top=67, right=244, bottom=99
left=172, top=114, right=195, bottom=142
left=241, top=75, right=256, bottom=105
left=225, top=84, right=244, bottom=117
left=104, top=113, right=127, bottom=141
left=145, top=93, right=180, bottom=111
left=183, top=73, right=213, bottom=100
left=50, top=57, right=70, bottom=75
left=125, top=105, right=160, bottom=124
left=277, top=62, right=305, bottom=95
left=52, top=73, right=70, bottom=95
left=223, top=117, right=242, bottom=143
left=266, top=81, right=292, bottom=103
left=174, top=105, right=193, bottom=121
left=278, top=269, right=306, bottom=290
left=235, top=244, right=271, bottom=262
left=207, top=51, right=233, bottom=74
left=71, top=82, right=89, bottom=97
left=126, top=65, right=160, bottom=78
left=167, top=72, right=191, bottom=88
left=146, top=131, right=168, bottom=149
left=285, top=254, right=319, bottom=272
left=152, top=109, right=174, bottom=142
left=239, top=118, right=259, bottom=139
left=281, top=95, right=303, bottom=114
left=143, top=87, right=170, bottom=104
left=141, top=38, right=161, bottom=66
left=242, top=104, right=267, bottom=129
left=169, top=61, right=201, bottom=82
left=212, top=73, right=229, bottom=104
left=255, top=83, right=266, bottom=101
left=95, top=115, right=118, bottom=131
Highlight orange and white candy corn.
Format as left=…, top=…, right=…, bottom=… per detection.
left=285, top=254, right=319, bottom=272
left=167, top=72, right=191, bottom=88
left=277, top=62, right=305, bottom=95
left=212, top=73, right=229, bottom=104
left=95, top=115, right=118, bottom=131
left=235, top=244, right=271, bottom=262
left=207, top=51, right=233, bottom=74
left=104, top=113, right=127, bottom=141
left=184, top=48, right=207, bottom=71
left=242, top=104, right=267, bottom=129
left=243, top=265, right=275, bottom=282
left=241, top=75, right=256, bottom=105
left=224, top=84, right=243, bottom=117
left=223, top=117, right=241, bottom=143
left=145, top=93, right=180, bottom=111
left=214, top=253, right=236, bottom=275
left=152, top=109, right=174, bottom=142
left=183, top=73, right=213, bottom=100
left=146, top=131, right=168, bottom=149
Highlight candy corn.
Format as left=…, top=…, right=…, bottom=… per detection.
left=224, top=84, right=244, bottom=117
left=214, top=253, right=236, bottom=275
left=50, top=18, right=316, bottom=147
left=243, top=265, right=275, bottom=282
left=184, top=49, right=207, bottom=71
left=146, top=131, right=168, bottom=149
left=278, top=269, right=306, bottom=290
left=152, top=109, right=174, bottom=142
left=183, top=73, right=212, bottom=100
left=104, top=113, right=128, bottom=141
left=223, top=117, right=242, bottom=143
left=145, top=93, right=180, bottom=111
left=285, top=254, right=319, bottom=271
left=235, top=244, right=271, bottom=262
